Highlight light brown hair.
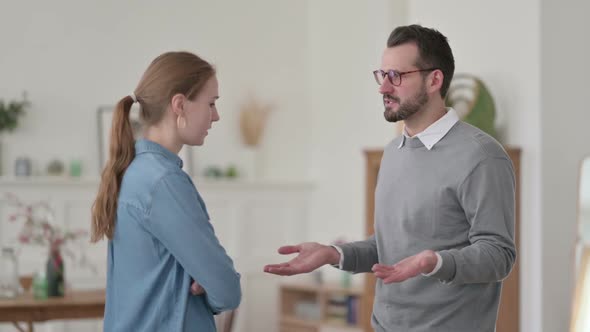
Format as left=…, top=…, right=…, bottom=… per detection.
left=91, top=52, right=215, bottom=242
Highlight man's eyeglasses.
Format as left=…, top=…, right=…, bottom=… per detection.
left=372, top=68, right=438, bottom=86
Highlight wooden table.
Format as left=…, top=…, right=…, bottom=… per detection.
left=0, top=289, right=105, bottom=332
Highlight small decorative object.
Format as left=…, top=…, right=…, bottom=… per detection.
left=204, top=165, right=240, bottom=180
left=46, top=159, right=65, bottom=176
left=238, top=95, right=274, bottom=179
left=239, top=95, right=274, bottom=147
left=445, top=74, right=497, bottom=139
left=32, top=269, right=48, bottom=299
left=6, top=193, right=88, bottom=297
left=14, top=157, right=32, bottom=177
left=19, top=274, right=33, bottom=293
left=0, top=247, right=19, bottom=298
left=225, top=165, right=239, bottom=179
left=204, top=166, right=224, bottom=179
left=69, top=159, right=82, bottom=177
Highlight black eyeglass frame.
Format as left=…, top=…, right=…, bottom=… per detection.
left=373, top=68, right=439, bottom=86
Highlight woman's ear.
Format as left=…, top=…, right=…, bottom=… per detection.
left=170, top=93, right=186, bottom=116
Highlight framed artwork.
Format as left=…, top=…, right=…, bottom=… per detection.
left=97, top=105, right=193, bottom=175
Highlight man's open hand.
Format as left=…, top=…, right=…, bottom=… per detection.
left=372, top=250, right=438, bottom=283
left=263, top=242, right=340, bottom=276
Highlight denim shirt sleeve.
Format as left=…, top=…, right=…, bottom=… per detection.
left=145, top=171, right=241, bottom=313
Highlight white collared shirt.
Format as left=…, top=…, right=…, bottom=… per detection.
left=398, top=107, right=460, bottom=150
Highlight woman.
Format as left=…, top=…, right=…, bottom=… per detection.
left=91, top=52, right=241, bottom=331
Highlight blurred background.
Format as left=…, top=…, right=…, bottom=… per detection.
left=0, top=0, right=589, bottom=331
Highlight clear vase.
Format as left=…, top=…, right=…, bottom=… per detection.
left=46, top=246, right=65, bottom=297
left=0, top=247, right=19, bottom=298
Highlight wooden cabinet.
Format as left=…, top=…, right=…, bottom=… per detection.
left=361, top=147, right=521, bottom=332
left=279, top=282, right=364, bottom=332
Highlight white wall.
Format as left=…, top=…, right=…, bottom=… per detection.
left=408, top=1, right=542, bottom=331
left=540, top=0, right=590, bottom=331
left=0, top=0, right=310, bottom=180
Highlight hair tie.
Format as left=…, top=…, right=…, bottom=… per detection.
left=130, top=92, right=137, bottom=103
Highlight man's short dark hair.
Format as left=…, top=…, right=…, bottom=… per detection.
left=387, top=25, right=455, bottom=97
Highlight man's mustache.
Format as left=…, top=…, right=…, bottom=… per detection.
left=383, top=95, right=400, bottom=103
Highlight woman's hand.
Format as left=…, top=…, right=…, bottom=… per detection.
left=190, top=280, right=205, bottom=295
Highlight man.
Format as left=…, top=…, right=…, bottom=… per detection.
left=264, top=24, right=516, bottom=332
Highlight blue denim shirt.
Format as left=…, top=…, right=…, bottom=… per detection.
left=103, top=139, right=241, bottom=332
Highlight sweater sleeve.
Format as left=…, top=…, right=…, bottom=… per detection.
left=146, top=172, right=241, bottom=312
left=338, top=235, right=378, bottom=273
left=431, top=156, right=516, bottom=284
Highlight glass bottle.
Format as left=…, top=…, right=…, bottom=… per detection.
left=46, top=246, right=65, bottom=297
left=0, top=247, right=19, bottom=298
left=33, top=269, right=48, bottom=300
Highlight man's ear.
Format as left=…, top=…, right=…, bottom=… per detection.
left=428, top=70, right=444, bottom=94
left=170, top=93, right=186, bottom=116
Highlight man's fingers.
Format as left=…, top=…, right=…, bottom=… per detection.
left=277, top=245, right=301, bottom=255
left=374, top=269, right=399, bottom=278
left=372, top=264, right=396, bottom=272
left=263, top=264, right=300, bottom=276
left=372, top=264, right=385, bottom=271
left=264, top=263, right=287, bottom=274
left=373, top=267, right=411, bottom=284
left=384, top=272, right=407, bottom=284
left=383, top=277, right=397, bottom=284
left=264, top=263, right=289, bottom=271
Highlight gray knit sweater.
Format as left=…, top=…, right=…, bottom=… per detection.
left=340, top=121, right=516, bottom=332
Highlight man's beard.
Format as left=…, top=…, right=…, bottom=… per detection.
left=383, top=83, right=428, bottom=123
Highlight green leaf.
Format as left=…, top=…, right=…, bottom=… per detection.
left=0, top=93, right=28, bottom=132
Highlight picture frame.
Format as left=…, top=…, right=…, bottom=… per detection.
left=97, top=105, right=193, bottom=175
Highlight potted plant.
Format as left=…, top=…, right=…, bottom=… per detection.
left=0, top=92, right=29, bottom=175
left=0, top=92, right=28, bottom=132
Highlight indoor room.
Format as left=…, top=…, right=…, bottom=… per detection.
left=0, top=1, right=589, bottom=331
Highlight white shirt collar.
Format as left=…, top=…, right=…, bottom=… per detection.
left=398, top=108, right=460, bottom=150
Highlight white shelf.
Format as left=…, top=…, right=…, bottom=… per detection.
left=0, top=176, right=315, bottom=191
left=0, top=176, right=100, bottom=187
